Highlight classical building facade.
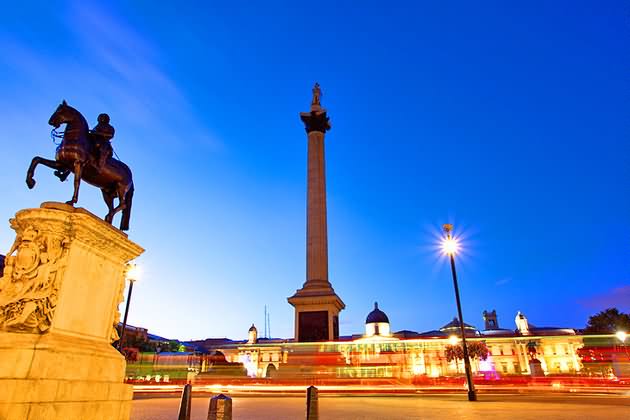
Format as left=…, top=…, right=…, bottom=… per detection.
left=210, top=307, right=587, bottom=380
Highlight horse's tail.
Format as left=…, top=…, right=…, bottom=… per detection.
left=120, top=184, right=134, bottom=231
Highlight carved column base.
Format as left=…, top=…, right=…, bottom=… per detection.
left=0, top=203, right=143, bottom=420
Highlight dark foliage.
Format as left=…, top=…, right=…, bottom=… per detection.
left=445, top=341, right=489, bottom=362
left=584, top=308, right=630, bottom=334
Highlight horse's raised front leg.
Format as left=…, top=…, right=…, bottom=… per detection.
left=26, top=156, right=65, bottom=189
left=66, top=161, right=84, bottom=206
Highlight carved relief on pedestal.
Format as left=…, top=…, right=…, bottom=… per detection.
left=0, top=219, right=69, bottom=333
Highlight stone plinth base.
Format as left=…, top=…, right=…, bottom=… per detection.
left=0, top=203, right=143, bottom=420
left=0, top=332, right=132, bottom=420
left=288, top=291, right=344, bottom=342
left=529, top=360, right=545, bottom=377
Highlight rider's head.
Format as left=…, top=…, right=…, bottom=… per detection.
left=97, top=113, right=110, bottom=125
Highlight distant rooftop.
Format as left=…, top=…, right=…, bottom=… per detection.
left=394, top=330, right=422, bottom=339
left=147, top=333, right=172, bottom=342
left=440, top=317, right=478, bottom=332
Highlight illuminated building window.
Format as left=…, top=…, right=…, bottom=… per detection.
left=501, top=362, right=508, bottom=373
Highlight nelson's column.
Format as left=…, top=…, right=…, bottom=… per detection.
left=288, top=83, right=345, bottom=342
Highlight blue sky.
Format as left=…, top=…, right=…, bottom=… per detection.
left=1, top=1, right=628, bottom=340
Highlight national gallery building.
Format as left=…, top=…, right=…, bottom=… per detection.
left=209, top=306, right=586, bottom=380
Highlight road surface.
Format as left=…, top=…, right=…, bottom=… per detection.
left=131, top=393, right=630, bottom=419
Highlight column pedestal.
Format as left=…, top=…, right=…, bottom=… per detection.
left=0, top=202, right=143, bottom=420
left=288, top=289, right=344, bottom=342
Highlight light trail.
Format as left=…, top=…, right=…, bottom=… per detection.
left=133, top=382, right=630, bottom=396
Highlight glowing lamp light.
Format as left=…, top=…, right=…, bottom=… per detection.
left=441, top=223, right=460, bottom=256
left=126, top=263, right=141, bottom=282
left=616, top=331, right=627, bottom=343
left=441, top=237, right=460, bottom=256
left=448, top=335, right=460, bottom=346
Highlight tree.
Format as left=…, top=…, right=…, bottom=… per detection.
left=164, top=340, right=182, bottom=352
left=445, top=342, right=489, bottom=363
left=445, top=345, right=464, bottom=363
left=584, top=308, right=630, bottom=334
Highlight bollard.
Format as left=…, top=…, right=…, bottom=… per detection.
left=306, top=385, right=318, bottom=420
left=207, top=394, right=232, bottom=420
left=177, top=383, right=192, bottom=420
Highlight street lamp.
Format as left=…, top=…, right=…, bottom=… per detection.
left=442, top=224, right=477, bottom=401
left=617, top=330, right=628, bottom=356
left=118, top=263, right=141, bottom=352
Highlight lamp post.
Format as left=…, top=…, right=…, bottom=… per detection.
left=617, top=331, right=628, bottom=359
left=118, top=263, right=140, bottom=352
left=442, top=224, right=477, bottom=401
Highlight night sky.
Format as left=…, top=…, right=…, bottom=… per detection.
left=0, top=1, right=627, bottom=341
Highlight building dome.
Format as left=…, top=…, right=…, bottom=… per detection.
left=364, top=302, right=391, bottom=337
left=366, top=302, right=389, bottom=324
left=247, top=324, right=258, bottom=344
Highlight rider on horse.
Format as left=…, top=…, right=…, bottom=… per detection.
left=91, top=113, right=115, bottom=169
left=30, top=101, right=134, bottom=230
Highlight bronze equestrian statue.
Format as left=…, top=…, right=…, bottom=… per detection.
left=25, top=101, right=134, bottom=231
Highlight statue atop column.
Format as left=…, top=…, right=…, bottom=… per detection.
left=301, top=83, right=330, bottom=133
left=311, top=82, right=322, bottom=110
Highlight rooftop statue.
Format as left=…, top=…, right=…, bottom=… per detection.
left=25, top=100, right=134, bottom=231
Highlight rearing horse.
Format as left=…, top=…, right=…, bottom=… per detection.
left=26, top=101, right=134, bottom=231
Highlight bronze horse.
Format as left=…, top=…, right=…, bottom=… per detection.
left=26, top=101, right=134, bottom=231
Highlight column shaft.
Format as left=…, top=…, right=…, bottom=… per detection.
left=306, top=130, right=329, bottom=285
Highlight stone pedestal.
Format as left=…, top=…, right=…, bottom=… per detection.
left=0, top=202, right=144, bottom=420
left=529, top=359, right=545, bottom=377
left=288, top=290, right=344, bottom=342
